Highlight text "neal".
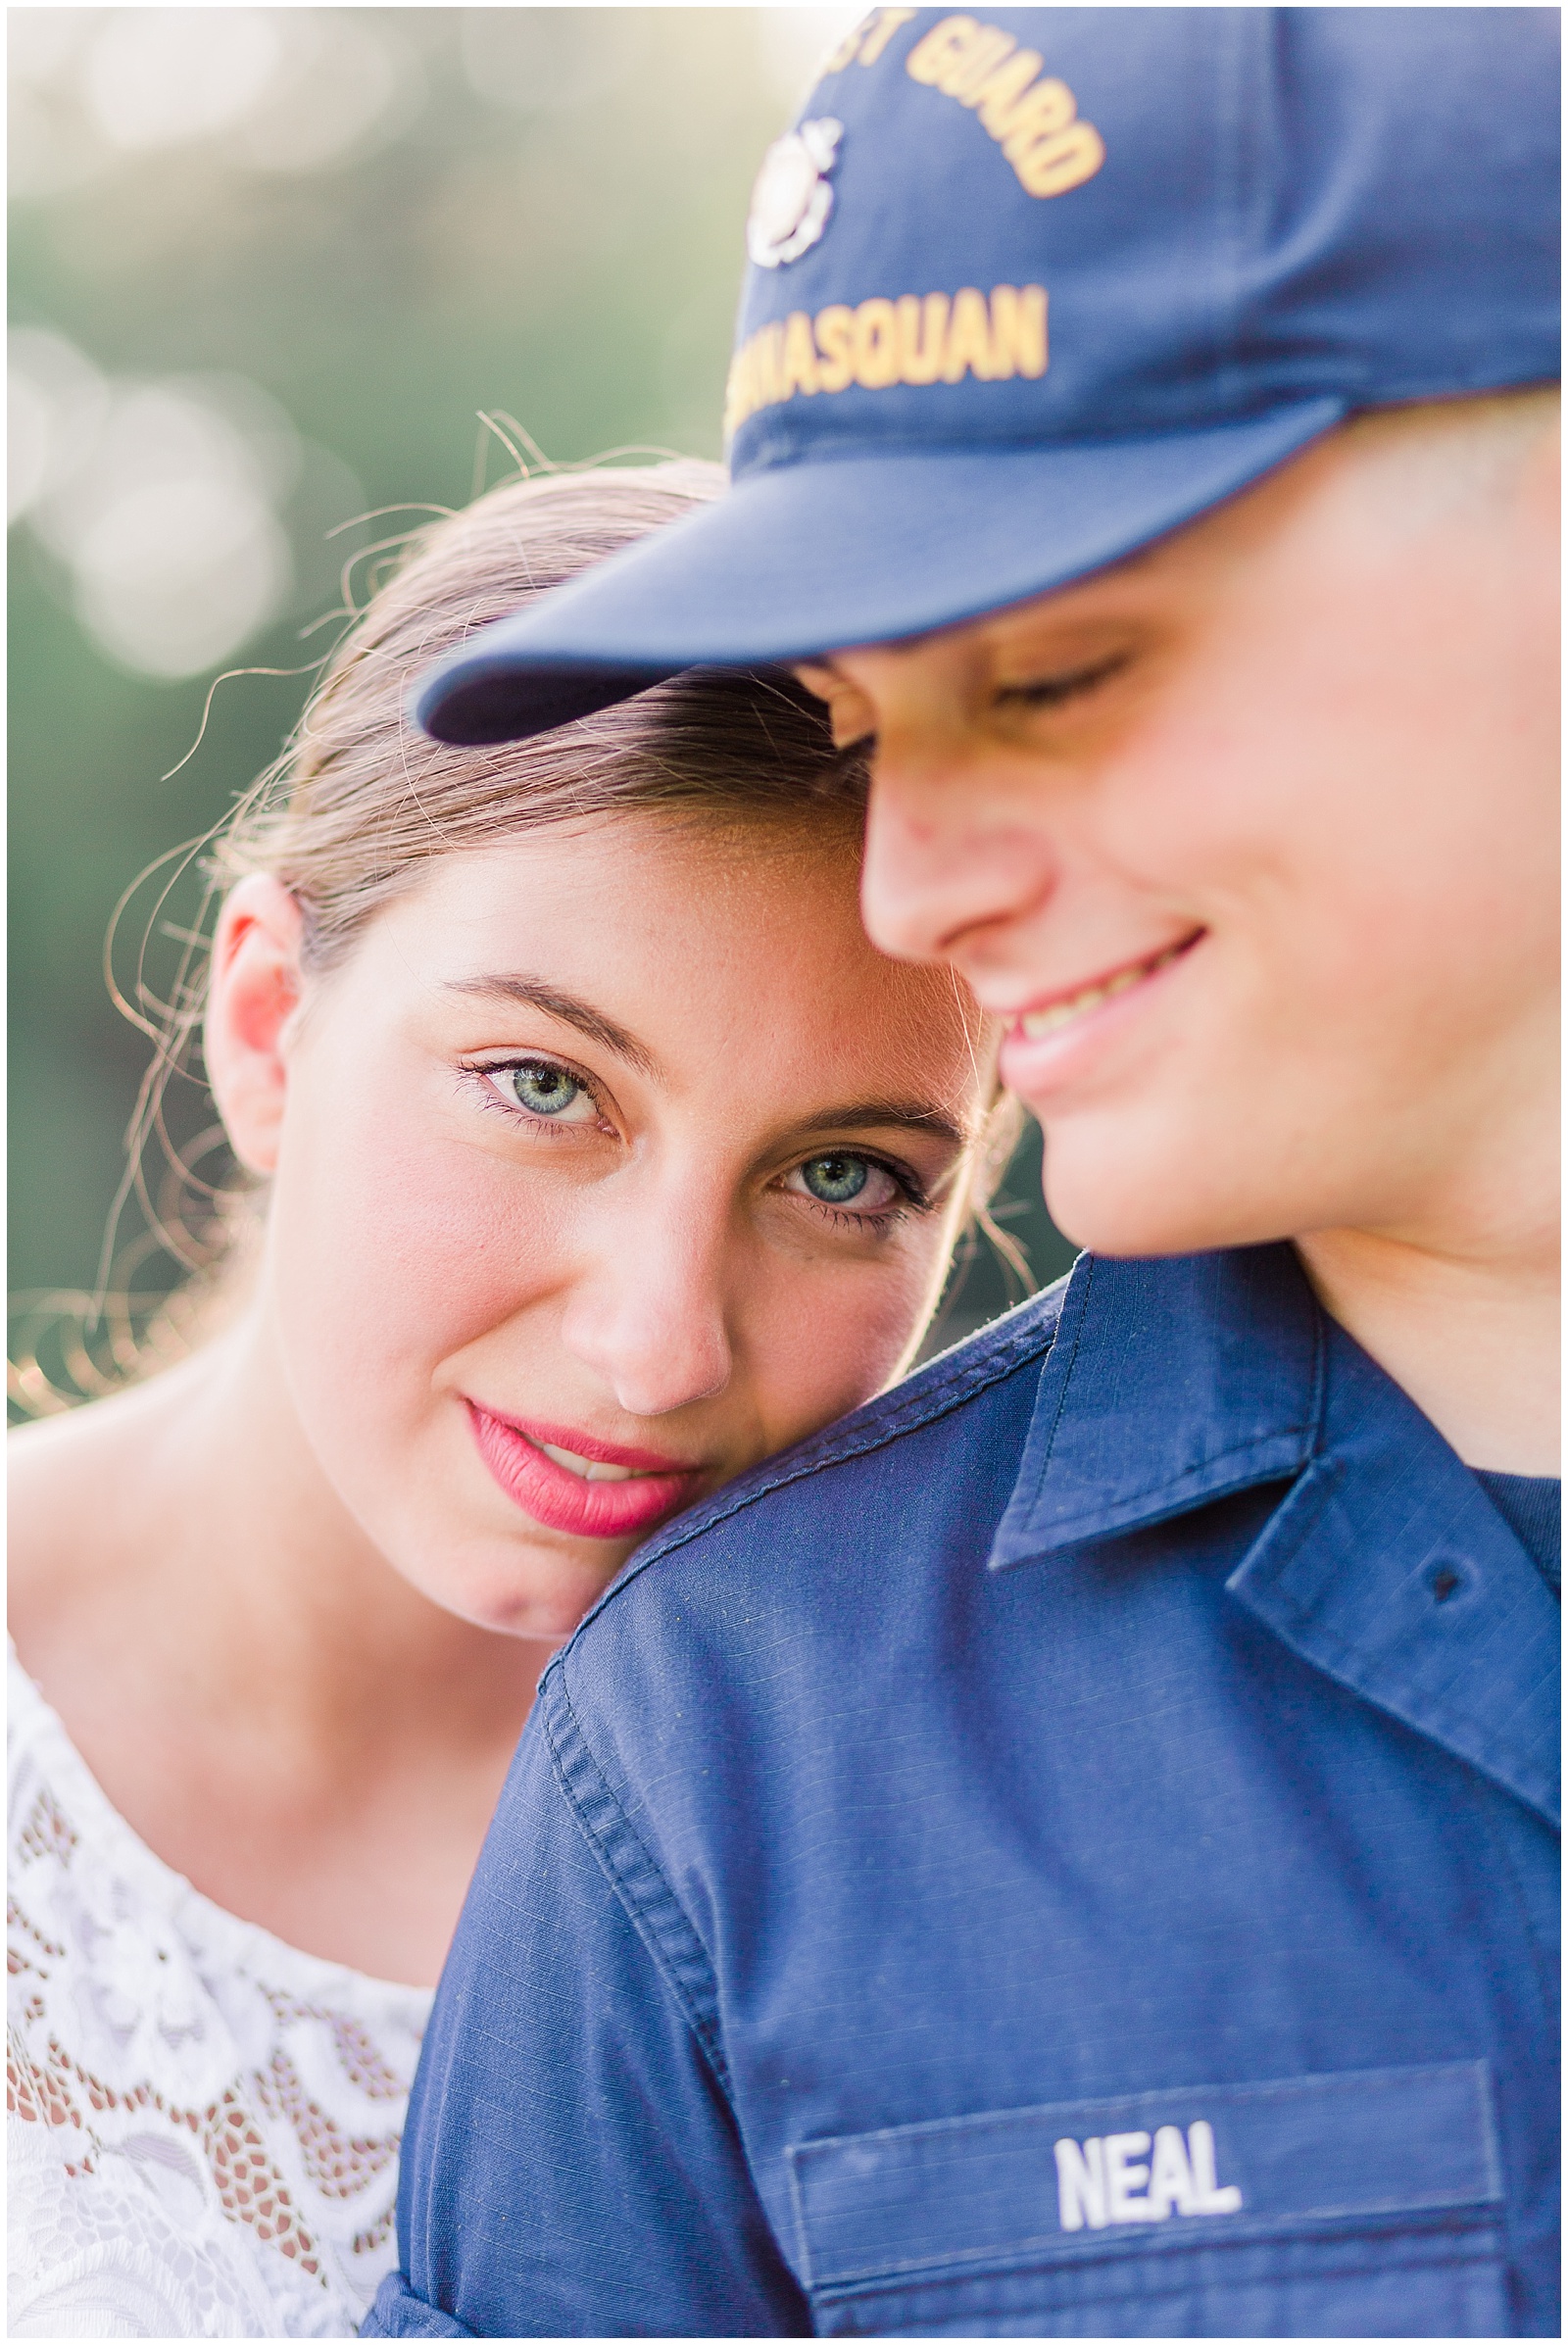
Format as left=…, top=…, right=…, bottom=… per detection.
left=1054, top=2121, right=1243, bottom=2230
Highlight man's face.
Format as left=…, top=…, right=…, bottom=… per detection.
left=800, top=400, right=1559, bottom=1256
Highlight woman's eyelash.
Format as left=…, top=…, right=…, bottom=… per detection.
left=806, top=1197, right=911, bottom=1234
left=877, top=1160, right=931, bottom=1212
left=798, top=1156, right=932, bottom=1224
left=464, top=1058, right=605, bottom=1127
left=462, top=1070, right=935, bottom=1227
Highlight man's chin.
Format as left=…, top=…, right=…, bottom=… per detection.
left=1042, top=1145, right=1300, bottom=1264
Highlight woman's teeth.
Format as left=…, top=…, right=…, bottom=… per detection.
left=537, top=1440, right=645, bottom=1484
left=1019, top=941, right=1187, bottom=1039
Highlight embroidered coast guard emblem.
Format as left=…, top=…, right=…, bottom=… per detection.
left=747, top=118, right=843, bottom=268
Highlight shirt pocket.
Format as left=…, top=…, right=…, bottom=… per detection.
left=785, top=2060, right=1508, bottom=2337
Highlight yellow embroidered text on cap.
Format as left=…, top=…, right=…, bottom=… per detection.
left=906, top=16, right=1104, bottom=199
left=817, top=7, right=919, bottom=78
left=725, top=283, right=1047, bottom=438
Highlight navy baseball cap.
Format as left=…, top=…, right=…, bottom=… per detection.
left=418, top=6, right=1559, bottom=746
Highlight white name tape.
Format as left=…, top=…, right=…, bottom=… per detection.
left=1054, top=2120, right=1244, bottom=2231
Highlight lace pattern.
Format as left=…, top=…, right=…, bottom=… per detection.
left=7, top=1648, right=431, bottom=2337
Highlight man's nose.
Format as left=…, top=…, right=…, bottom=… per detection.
left=559, top=1192, right=734, bottom=1421
left=859, top=738, right=1056, bottom=969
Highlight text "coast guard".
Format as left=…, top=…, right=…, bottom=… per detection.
left=1054, top=2121, right=1243, bottom=2230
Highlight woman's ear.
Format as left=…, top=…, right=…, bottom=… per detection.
left=204, top=875, right=307, bottom=1177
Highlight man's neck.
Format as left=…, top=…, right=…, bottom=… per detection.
left=1295, top=1220, right=1560, bottom=1475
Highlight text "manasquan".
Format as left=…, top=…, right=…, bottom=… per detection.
left=724, top=284, right=1047, bottom=438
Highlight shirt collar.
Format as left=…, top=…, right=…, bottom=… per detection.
left=992, top=1245, right=1558, bottom=1828
left=991, top=1245, right=1324, bottom=1569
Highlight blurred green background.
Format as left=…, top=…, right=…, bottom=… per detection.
left=9, top=4, right=1073, bottom=1390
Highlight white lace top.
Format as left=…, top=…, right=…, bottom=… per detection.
left=7, top=1647, right=432, bottom=2338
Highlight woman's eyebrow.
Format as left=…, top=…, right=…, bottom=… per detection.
left=797, top=1099, right=968, bottom=1148
left=443, top=975, right=660, bottom=1078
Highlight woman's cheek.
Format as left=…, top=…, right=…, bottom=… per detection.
left=760, top=1246, right=945, bottom=1446
left=271, top=1104, right=570, bottom=1441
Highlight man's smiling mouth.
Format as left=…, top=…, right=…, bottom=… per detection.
left=1014, top=934, right=1200, bottom=1041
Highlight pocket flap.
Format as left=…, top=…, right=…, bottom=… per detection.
left=788, top=2060, right=1501, bottom=2292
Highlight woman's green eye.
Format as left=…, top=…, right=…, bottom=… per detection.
left=800, top=1153, right=871, bottom=1205
left=787, top=1152, right=913, bottom=1220
left=504, top=1061, right=586, bottom=1118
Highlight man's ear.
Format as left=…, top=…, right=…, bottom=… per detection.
left=204, top=875, right=307, bottom=1177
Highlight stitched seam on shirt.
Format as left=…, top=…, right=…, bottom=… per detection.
left=1037, top=1425, right=1314, bottom=1536
left=538, top=1670, right=732, bottom=2097
left=1304, top=1295, right=1329, bottom=1459
left=524, top=1299, right=1069, bottom=2115
left=1017, top=1252, right=1094, bottom=1514
left=1015, top=1254, right=1329, bottom=1536
left=812, top=2209, right=1500, bottom=2296
left=365, top=2282, right=478, bottom=2339
left=584, top=1299, right=1063, bottom=1610
left=1465, top=1783, right=1558, bottom=2107
left=789, top=2058, right=1492, bottom=2158
left=1271, top=1509, right=1555, bottom=1772
left=813, top=2221, right=1504, bottom=2306
left=1250, top=1471, right=1558, bottom=1811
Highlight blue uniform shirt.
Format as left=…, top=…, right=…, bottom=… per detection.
left=368, top=1246, right=1559, bottom=2339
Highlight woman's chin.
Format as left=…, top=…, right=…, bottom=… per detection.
left=398, top=1526, right=637, bottom=1642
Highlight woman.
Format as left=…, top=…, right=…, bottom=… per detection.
left=8, top=461, right=1015, bottom=2337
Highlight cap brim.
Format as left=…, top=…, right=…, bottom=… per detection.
left=416, top=400, right=1345, bottom=746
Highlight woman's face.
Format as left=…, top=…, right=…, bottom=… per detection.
left=230, top=814, right=997, bottom=1637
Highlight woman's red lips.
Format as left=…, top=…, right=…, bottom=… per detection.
left=466, top=1402, right=703, bottom=1540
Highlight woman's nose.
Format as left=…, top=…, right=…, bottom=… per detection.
left=559, top=1197, right=734, bottom=1420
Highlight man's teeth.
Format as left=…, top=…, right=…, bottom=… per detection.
left=538, top=1441, right=646, bottom=1484
left=1019, top=943, right=1185, bottom=1039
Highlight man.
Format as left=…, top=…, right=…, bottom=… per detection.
left=368, top=11, right=1558, bottom=2336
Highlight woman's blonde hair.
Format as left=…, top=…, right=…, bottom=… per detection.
left=218, top=459, right=869, bottom=971
left=10, top=458, right=1022, bottom=1416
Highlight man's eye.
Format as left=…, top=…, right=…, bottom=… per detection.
left=486, top=1060, right=597, bottom=1122
left=1000, top=650, right=1131, bottom=710
left=786, top=1153, right=904, bottom=1214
